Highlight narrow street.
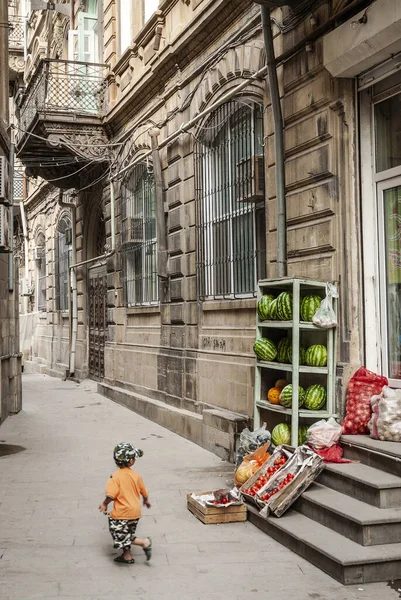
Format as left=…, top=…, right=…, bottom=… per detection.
left=0, top=374, right=398, bottom=600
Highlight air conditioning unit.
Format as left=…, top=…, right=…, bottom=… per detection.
left=123, top=217, right=144, bottom=244
left=235, top=155, right=265, bottom=202
left=0, top=156, right=10, bottom=205
left=0, top=204, right=10, bottom=250
left=32, top=246, right=45, bottom=261
left=20, top=278, right=34, bottom=296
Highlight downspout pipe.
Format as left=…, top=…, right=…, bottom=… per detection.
left=58, top=190, right=77, bottom=377
left=8, top=135, right=15, bottom=292
left=149, top=128, right=168, bottom=283
left=261, top=5, right=287, bottom=278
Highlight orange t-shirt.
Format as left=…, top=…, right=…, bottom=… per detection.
left=106, top=467, right=148, bottom=520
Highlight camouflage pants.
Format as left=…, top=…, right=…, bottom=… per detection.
left=108, top=517, right=139, bottom=550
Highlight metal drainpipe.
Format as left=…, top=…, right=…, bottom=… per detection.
left=8, top=136, right=15, bottom=291
left=261, top=5, right=287, bottom=278
left=149, top=128, right=168, bottom=291
left=58, top=191, right=77, bottom=377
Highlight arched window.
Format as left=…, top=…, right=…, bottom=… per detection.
left=55, top=216, right=71, bottom=311
left=195, top=99, right=266, bottom=299
left=121, top=163, right=158, bottom=306
left=35, top=232, right=46, bottom=312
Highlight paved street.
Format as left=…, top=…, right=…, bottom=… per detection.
left=0, top=374, right=399, bottom=600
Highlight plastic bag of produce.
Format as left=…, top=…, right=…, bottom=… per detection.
left=235, top=424, right=271, bottom=468
left=312, top=282, right=338, bottom=329
left=341, top=367, right=388, bottom=435
left=307, top=417, right=343, bottom=449
left=368, top=386, right=401, bottom=442
left=234, top=442, right=271, bottom=487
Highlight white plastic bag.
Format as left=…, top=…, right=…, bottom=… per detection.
left=368, top=386, right=401, bottom=442
left=312, top=283, right=338, bottom=329
left=306, top=417, right=343, bottom=449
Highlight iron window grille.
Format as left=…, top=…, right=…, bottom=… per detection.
left=121, top=163, right=158, bottom=306
left=195, top=99, right=266, bottom=299
left=55, top=218, right=71, bottom=311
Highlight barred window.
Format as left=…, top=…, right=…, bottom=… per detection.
left=55, top=217, right=71, bottom=311
left=36, top=233, right=46, bottom=312
left=121, top=164, right=158, bottom=306
left=195, top=100, right=266, bottom=299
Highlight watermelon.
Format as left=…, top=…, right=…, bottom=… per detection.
left=277, top=338, right=291, bottom=363
left=287, top=344, right=307, bottom=365
left=279, top=384, right=305, bottom=408
left=305, top=345, right=327, bottom=367
left=257, top=294, right=275, bottom=321
left=298, top=425, right=309, bottom=445
left=300, top=295, right=321, bottom=322
left=304, top=384, right=327, bottom=410
left=253, top=338, right=277, bottom=361
left=268, top=298, right=279, bottom=320
left=271, top=423, right=291, bottom=446
left=276, top=292, right=293, bottom=320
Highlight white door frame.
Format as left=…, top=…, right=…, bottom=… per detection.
left=360, top=85, right=401, bottom=385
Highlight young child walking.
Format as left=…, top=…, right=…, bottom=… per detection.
left=99, top=442, right=152, bottom=564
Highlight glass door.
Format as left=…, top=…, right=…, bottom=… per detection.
left=377, top=178, right=401, bottom=387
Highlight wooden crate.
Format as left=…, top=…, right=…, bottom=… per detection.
left=187, top=491, right=247, bottom=524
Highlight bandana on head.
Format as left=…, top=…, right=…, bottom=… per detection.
left=113, top=442, right=144, bottom=466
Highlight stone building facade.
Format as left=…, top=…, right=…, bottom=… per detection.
left=16, top=0, right=398, bottom=458
left=0, top=0, right=22, bottom=424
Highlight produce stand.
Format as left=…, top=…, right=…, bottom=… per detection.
left=254, top=277, right=338, bottom=447
left=187, top=491, right=247, bottom=524
left=239, top=445, right=324, bottom=518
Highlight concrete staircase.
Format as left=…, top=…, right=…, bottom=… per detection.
left=247, top=435, right=401, bottom=584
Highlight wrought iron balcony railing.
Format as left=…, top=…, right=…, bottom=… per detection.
left=19, top=59, right=108, bottom=135
left=9, top=16, right=24, bottom=50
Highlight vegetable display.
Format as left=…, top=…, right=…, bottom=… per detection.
left=271, top=423, right=291, bottom=446
left=242, top=454, right=288, bottom=497
left=304, top=384, right=327, bottom=410
left=253, top=338, right=277, bottom=361
left=279, top=384, right=305, bottom=409
left=305, top=344, right=327, bottom=367
left=257, top=294, right=276, bottom=321
left=267, top=387, right=281, bottom=404
left=276, top=292, right=293, bottom=320
left=342, top=367, right=388, bottom=435
left=300, top=295, right=321, bottom=322
left=298, top=425, right=309, bottom=445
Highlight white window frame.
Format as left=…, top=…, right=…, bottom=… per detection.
left=360, top=84, right=401, bottom=386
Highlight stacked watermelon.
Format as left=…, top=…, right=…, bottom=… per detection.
left=279, top=384, right=305, bottom=408
left=253, top=338, right=277, bottom=361
left=298, top=424, right=309, bottom=445
left=277, top=338, right=291, bottom=363
left=277, top=338, right=306, bottom=365
left=305, top=344, right=327, bottom=367
left=300, top=295, right=322, bottom=322
left=276, top=292, right=293, bottom=320
left=271, top=423, right=291, bottom=446
left=257, top=294, right=275, bottom=321
left=304, top=384, right=327, bottom=410
left=267, top=298, right=279, bottom=320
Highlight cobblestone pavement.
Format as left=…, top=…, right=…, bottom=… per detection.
left=0, top=374, right=399, bottom=600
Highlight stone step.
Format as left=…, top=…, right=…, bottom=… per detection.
left=294, top=482, right=401, bottom=545
left=341, top=435, right=401, bottom=477
left=247, top=505, right=401, bottom=584
left=318, top=462, right=401, bottom=508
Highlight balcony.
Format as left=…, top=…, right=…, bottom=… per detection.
left=16, top=59, right=109, bottom=188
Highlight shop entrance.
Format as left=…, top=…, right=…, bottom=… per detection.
left=88, top=265, right=107, bottom=380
